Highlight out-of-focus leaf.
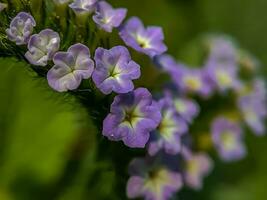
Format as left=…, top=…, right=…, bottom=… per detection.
left=0, top=58, right=95, bottom=199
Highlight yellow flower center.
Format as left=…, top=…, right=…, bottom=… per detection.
left=183, top=76, right=202, bottom=91
left=136, top=35, right=151, bottom=48
left=221, top=131, right=236, bottom=150
left=216, top=70, right=232, bottom=87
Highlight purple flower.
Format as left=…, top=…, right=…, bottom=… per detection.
left=148, top=97, right=188, bottom=156
left=182, top=149, right=213, bottom=190
left=207, top=36, right=237, bottom=64
left=157, top=55, right=213, bottom=97
left=211, top=117, right=246, bottom=161
left=174, top=97, right=199, bottom=123
left=238, top=79, right=267, bottom=136
left=155, top=54, right=178, bottom=73
left=205, top=57, right=240, bottom=92
left=127, top=157, right=183, bottom=200
left=173, top=65, right=212, bottom=97
left=119, top=17, right=167, bottom=57
left=47, top=43, right=94, bottom=92
left=0, top=3, right=7, bottom=12
left=69, top=0, right=98, bottom=14
left=25, top=29, right=60, bottom=66
left=6, top=12, right=36, bottom=45
left=102, top=88, right=161, bottom=148
left=92, top=46, right=140, bottom=94
left=93, top=1, right=127, bottom=32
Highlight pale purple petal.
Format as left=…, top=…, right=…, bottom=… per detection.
left=93, top=46, right=140, bottom=94
left=53, top=0, right=71, bottom=5
left=127, top=157, right=183, bottom=200
left=47, top=43, right=94, bottom=92
left=119, top=17, right=167, bottom=57
left=148, top=97, right=188, bottom=156
left=183, top=151, right=213, bottom=190
left=102, top=88, right=161, bottom=148
left=6, top=12, right=36, bottom=45
left=238, top=80, right=267, bottom=136
left=211, top=117, right=246, bottom=161
left=127, top=176, right=145, bottom=199
left=93, top=1, right=127, bottom=32
left=69, top=0, right=98, bottom=14
left=174, top=97, right=200, bottom=123
left=25, top=29, right=60, bottom=66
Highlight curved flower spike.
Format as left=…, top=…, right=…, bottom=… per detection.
left=69, top=0, right=98, bottom=14
left=119, top=17, right=167, bottom=57
left=93, top=1, right=127, bottom=32
left=211, top=117, right=246, bottom=162
left=47, top=43, right=94, bottom=92
left=25, top=29, right=60, bottom=66
left=102, top=88, right=161, bottom=148
left=92, top=46, right=141, bottom=94
left=0, top=3, right=7, bottom=12
left=6, top=12, right=36, bottom=45
left=127, top=157, right=183, bottom=200
left=148, top=97, right=188, bottom=156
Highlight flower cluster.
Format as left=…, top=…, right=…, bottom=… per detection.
left=4, top=1, right=266, bottom=199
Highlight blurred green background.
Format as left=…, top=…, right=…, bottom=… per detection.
left=1, top=0, right=267, bottom=199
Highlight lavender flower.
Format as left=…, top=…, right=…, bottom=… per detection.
left=155, top=54, right=178, bottom=73
left=207, top=36, right=237, bottom=64
left=182, top=149, right=213, bottom=190
left=93, top=1, right=127, bottom=32
left=157, top=56, right=213, bottom=97
left=0, top=3, right=7, bottom=12
left=102, top=88, right=161, bottom=148
left=119, top=17, right=167, bottom=57
left=211, top=117, right=246, bottom=161
left=25, top=29, right=60, bottom=66
left=6, top=12, right=36, bottom=45
left=47, top=43, right=94, bottom=92
left=174, top=97, right=199, bottom=123
left=173, top=65, right=212, bottom=97
left=69, top=0, right=98, bottom=14
left=127, top=157, right=183, bottom=200
left=238, top=79, right=267, bottom=136
left=205, top=57, right=240, bottom=92
left=148, top=97, right=188, bottom=156
left=92, top=46, right=140, bottom=94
